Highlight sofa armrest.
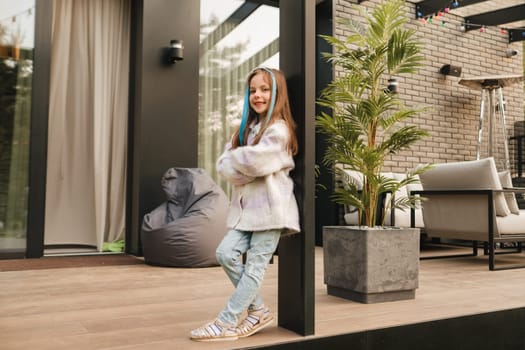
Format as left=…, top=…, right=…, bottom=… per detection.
left=498, top=187, right=525, bottom=193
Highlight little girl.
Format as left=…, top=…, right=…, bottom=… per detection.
left=190, top=67, right=300, bottom=341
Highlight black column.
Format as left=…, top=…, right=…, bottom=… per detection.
left=127, top=0, right=200, bottom=255
left=26, top=0, right=53, bottom=258
left=315, top=0, right=336, bottom=245
left=278, top=0, right=316, bottom=336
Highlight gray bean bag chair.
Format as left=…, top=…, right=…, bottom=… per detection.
left=141, top=168, right=228, bottom=267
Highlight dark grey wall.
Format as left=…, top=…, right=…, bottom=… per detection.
left=127, top=0, right=200, bottom=255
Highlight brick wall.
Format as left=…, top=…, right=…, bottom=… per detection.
left=333, top=0, right=525, bottom=175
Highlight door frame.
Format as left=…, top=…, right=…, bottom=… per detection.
left=24, top=0, right=52, bottom=259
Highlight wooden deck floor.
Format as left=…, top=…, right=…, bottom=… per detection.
left=1, top=245, right=525, bottom=350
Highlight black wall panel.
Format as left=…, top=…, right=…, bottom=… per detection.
left=128, top=0, right=200, bottom=255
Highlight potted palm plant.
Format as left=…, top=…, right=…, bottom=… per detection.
left=316, top=0, right=430, bottom=303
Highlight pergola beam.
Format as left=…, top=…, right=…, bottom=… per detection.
left=415, top=0, right=489, bottom=18
left=509, top=29, right=525, bottom=43
left=464, top=4, right=525, bottom=31
left=199, top=2, right=260, bottom=57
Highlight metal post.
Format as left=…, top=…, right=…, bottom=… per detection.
left=477, top=89, right=487, bottom=160
left=498, top=87, right=510, bottom=170
left=278, top=0, right=316, bottom=336
left=488, top=89, right=494, bottom=157
left=518, top=137, right=523, bottom=177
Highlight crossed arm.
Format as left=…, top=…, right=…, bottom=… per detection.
left=217, top=122, right=292, bottom=185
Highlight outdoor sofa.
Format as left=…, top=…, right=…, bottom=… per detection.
left=411, top=157, right=525, bottom=271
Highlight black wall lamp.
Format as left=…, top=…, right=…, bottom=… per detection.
left=386, top=78, right=398, bottom=93
left=168, top=39, right=184, bottom=64
left=440, top=64, right=462, bottom=77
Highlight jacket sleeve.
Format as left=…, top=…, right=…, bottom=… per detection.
left=229, top=122, right=294, bottom=178
left=217, top=141, right=256, bottom=185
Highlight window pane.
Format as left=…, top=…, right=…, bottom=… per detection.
left=0, top=0, right=35, bottom=255
left=198, top=1, right=279, bottom=193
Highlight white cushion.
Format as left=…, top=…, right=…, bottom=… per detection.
left=338, top=168, right=363, bottom=190
left=498, top=171, right=520, bottom=215
left=344, top=211, right=359, bottom=225
left=496, top=210, right=525, bottom=234
left=390, top=173, right=424, bottom=227
left=406, top=179, right=423, bottom=197
left=338, top=168, right=363, bottom=225
left=419, top=157, right=510, bottom=217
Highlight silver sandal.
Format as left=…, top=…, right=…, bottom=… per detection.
left=190, top=318, right=238, bottom=342
left=236, top=307, right=274, bottom=338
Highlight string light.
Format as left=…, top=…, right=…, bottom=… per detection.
left=415, top=1, right=523, bottom=38
left=416, top=0, right=459, bottom=21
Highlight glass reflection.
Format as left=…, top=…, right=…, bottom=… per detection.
left=0, top=0, right=35, bottom=255
left=198, top=1, right=279, bottom=193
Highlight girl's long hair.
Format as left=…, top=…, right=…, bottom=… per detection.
left=231, top=68, right=298, bottom=155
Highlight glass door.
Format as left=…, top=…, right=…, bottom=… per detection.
left=198, top=0, right=279, bottom=193
left=0, top=0, right=35, bottom=258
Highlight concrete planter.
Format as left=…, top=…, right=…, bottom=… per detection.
left=323, top=226, right=420, bottom=303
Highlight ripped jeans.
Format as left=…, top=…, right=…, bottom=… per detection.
left=215, top=229, right=281, bottom=326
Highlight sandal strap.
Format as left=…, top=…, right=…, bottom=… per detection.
left=236, top=307, right=273, bottom=337
left=190, top=319, right=238, bottom=341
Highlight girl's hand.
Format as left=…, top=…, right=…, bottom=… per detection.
left=229, top=121, right=294, bottom=177
left=217, top=153, right=255, bottom=185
